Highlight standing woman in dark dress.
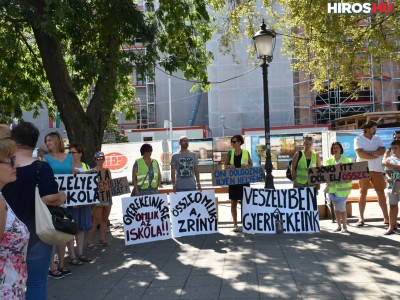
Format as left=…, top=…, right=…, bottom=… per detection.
left=225, top=135, right=253, bottom=232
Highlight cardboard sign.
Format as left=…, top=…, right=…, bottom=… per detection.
left=308, top=161, right=369, bottom=184
left=55, top=174, right=99, bottom=207
left=212, top=166, right=264, bottom=186
left=242, top=187, right=320, bottom=234
left=110, top=177, right=131, bottom=196
left=169, top=190, right=218, bottom=237
left=121, top=194, right=171, bottom=245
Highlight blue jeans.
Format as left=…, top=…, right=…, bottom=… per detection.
left=26, top=241, right=53, bottom=300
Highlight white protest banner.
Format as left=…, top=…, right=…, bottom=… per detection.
left=110, top=177, right=131, bottom=196
left=242, top=187, right=320, bottom=234
left=55, top=174, right=99, bottom=207
left=121, top=194, right=171, bottom=245
left=212, top=166, right=264, bottom=186
left=169, top=190, right=217, bottom=237
left=308, top=161, right=369, bottom=184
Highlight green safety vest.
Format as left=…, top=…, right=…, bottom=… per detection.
left=229, top=149, right=249, bottom=166
left=295, top=151, right=317, bottom=184
left=136, top=158, right=159, bottom=189
left=326, top=156, right=353, bottom=197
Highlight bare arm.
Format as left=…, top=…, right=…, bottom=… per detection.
left=132, top=166, right=140, bottom=196
left=225, top=151, right=231, bottom=168
left=291, top=152, right=299, bottom=181
left=171, top=165, right=176, bottom=192
left=42, top=191, right=66, bottom=206
left=355, top=149, right=379, bottom=160
left=194, top=163, right=201, bottom=190
left=0, top=198, right=6, bottom=240
left=369, top=146, right=386, bottom=157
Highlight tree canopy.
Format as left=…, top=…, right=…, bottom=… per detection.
left=0, top=0, right=216, bottom=162
left=0, top=0, right=399, bottom=162
left=217, top=0, right=400, bottom=92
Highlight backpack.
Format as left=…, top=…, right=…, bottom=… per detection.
left=286, top=151, right=302, bottom=181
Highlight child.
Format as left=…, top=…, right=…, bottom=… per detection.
left=383, top=140, right=400, bottom=235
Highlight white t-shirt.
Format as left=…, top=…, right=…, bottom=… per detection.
left=354, top=134, right=385, bottom=172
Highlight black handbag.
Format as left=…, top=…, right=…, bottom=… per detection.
left=48, top=206, right=78, bottom=235
left=36, top=162, right=78, bottom=236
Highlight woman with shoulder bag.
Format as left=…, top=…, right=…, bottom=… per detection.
left=132, top=143, right=162, bottom=196
left=2, top=122, right=66, bottom=298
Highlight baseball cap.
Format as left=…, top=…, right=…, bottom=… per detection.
left=95, top=151, right=105, bottom=158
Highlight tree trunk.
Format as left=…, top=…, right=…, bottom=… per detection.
left=30, top=1, right=119, bottom=166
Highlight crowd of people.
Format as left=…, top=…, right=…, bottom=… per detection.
left=289, top=121, right=400, bottom=235
left=1, top=122, right=399, bottom=298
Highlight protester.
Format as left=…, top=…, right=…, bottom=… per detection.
left=383, top=130, right=400, bottom=170
left=67, top=143, right=92, bottom=263
left=0, top=124, right=30, bottom=299
left=86, top=151, right=113, bottom=249
left=224, top=134, right=252, bottom=232
left=132, top=143, right=162, bottom=196
left=2, top=122, right=67, bottom=297
left=383, top=140, right=400, bottom=235
left=291, top=136, right=322, bottom=188
left=325, top=142, right=352, bottom=233
left=354, top=120, right=388, bottom=227
left=171, top=136, right=201, bottom=192
left=43, top=132, right=76, bottom=278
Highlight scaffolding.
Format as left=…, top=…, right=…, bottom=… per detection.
left=293, top=55, right=400, bottom=127
left=120, top=0, right=157, bottom=130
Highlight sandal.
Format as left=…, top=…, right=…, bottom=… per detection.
left=99, top=240, right=112, bottom=247
left=48, top=269, right=65, bottom=279
left=69, top=257, right=84, bottom=266
left=58, top=266, right=72, bottom=276
left=78, top=255, right=92, bottom=263
left=87, top=243, right=98, bottom=250
left=233, top=226, right=239, bottom=233
left=355, top=221, right=364, bottom=227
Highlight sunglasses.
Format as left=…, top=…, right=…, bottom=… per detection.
left=231, top=140, right=238, bottom=143
left=0, top=156, right=17, bottom=168
left=96, top=157, right=105, bottom=161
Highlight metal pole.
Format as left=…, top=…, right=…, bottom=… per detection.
left=262, top=57, right=275, bottom=189
left=168, top=74, right=173, bottom=143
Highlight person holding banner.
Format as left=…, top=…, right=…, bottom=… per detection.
left=383, top=140, right=400, bottom=235
left=171, top=136, right=201, bottom=192
left=132, top=143, right=162, bottom=196
left=2, top=122, right=67, bottom=295
left=87, top=151, right=113, bottom=249
left=325, top=142, right=352, bottom=233
left=225, top=135, right=253, bottom=232
left=354, top=120, right=388, bottom=227
left=0, top=124, right=30, bottom=299
left=44, top=132, right=76, bottom=278
left=292, top=136, right=322, bottom=189
left=68, top=143, right=93, bottom=263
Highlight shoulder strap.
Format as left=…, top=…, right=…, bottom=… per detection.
left=294, top=150, right=302, bottom=170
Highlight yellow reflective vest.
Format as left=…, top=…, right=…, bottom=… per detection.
left=229, top=149, right=249, bottom=166
left=325, top=156, right=352, bottom=197
left=136, top=158, right=159, bottom=189
left=295, top=151, right=317, bottom=184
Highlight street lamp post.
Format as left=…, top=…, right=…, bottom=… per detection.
left=253, top=20, right=276, bottom=189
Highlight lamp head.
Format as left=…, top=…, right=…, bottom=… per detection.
left=252, top=20, right=276, bottom=63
